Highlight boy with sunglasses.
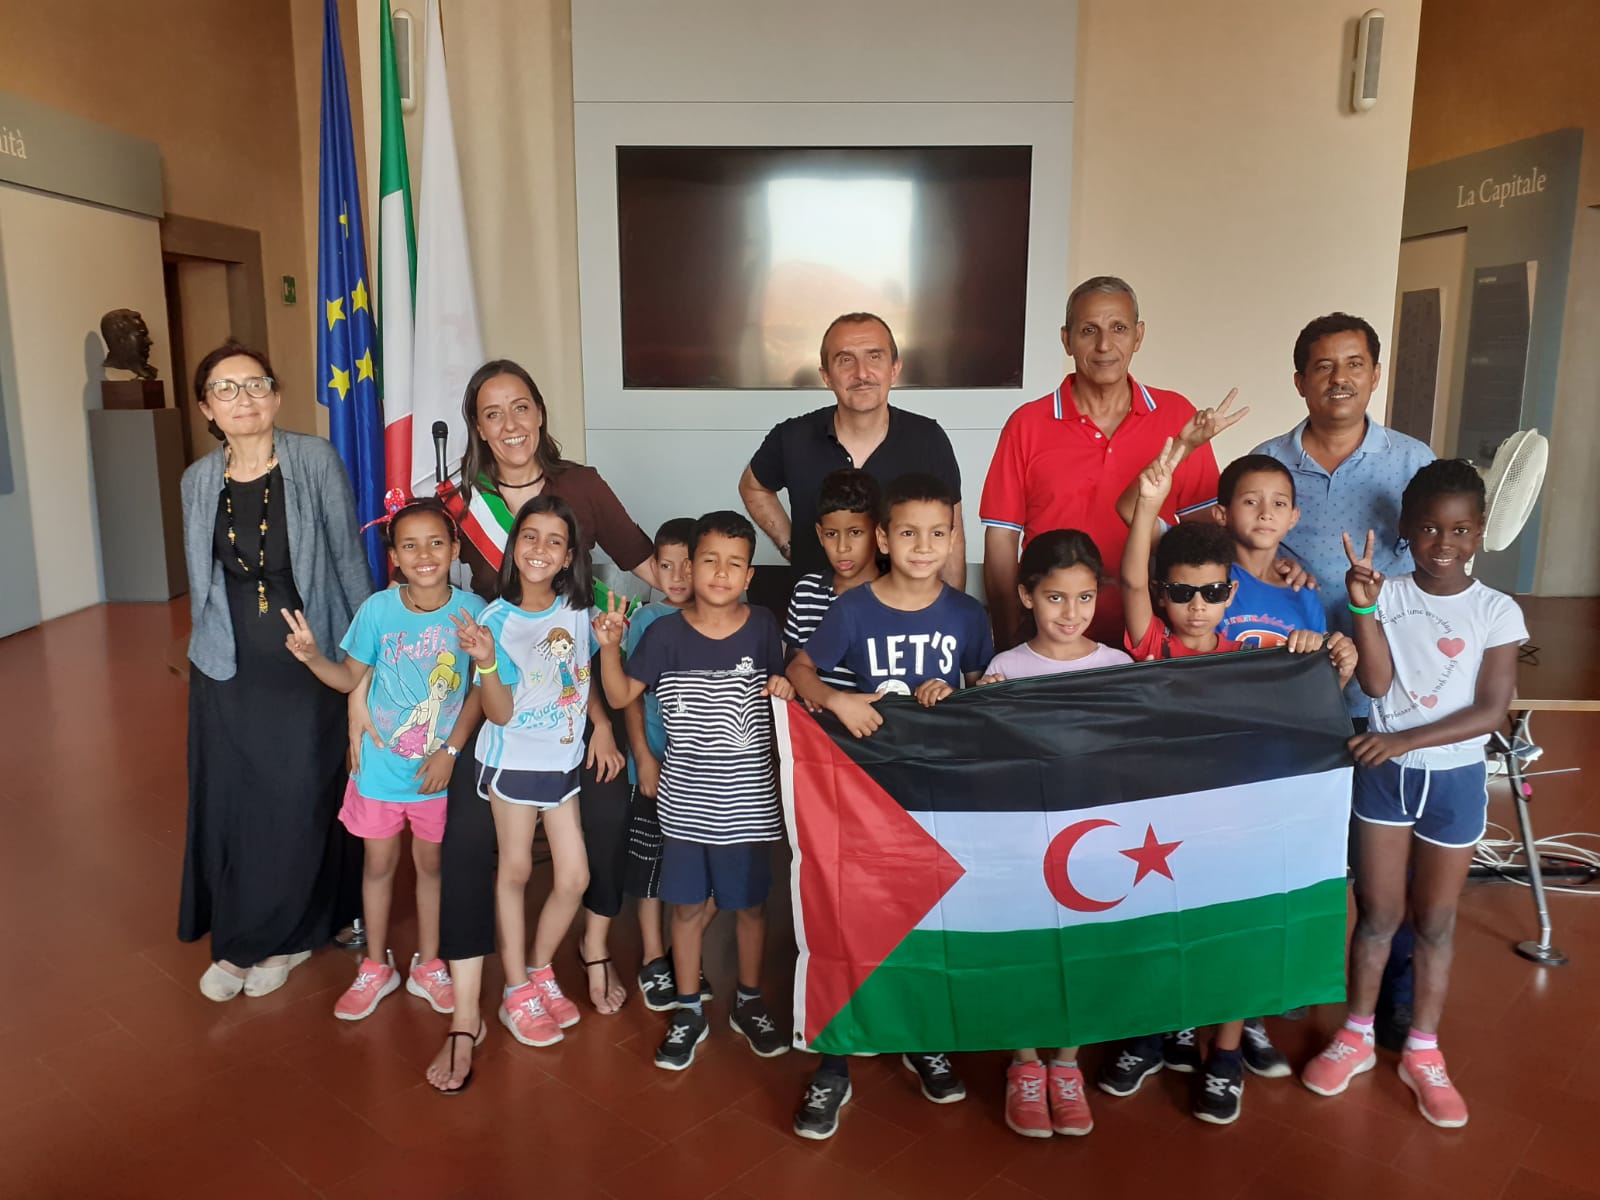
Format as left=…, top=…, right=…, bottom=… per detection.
left=1099, top=439, right=1341, bottom=1124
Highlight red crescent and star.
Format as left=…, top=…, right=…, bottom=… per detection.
left=1042, top=819, right=1183, bottom=912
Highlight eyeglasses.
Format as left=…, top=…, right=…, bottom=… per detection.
left=1156, top=580, right=1233, bottom=604
left=206, top=376, right=275, bottom=402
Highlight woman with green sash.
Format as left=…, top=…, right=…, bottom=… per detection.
left=423, top=359, right=660, bottom=1092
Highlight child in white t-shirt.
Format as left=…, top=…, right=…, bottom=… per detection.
left=978, top=528, right=1129, bottom=1140
left=1302, top=460, right=1527, bottom=1130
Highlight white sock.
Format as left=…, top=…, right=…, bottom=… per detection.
left=1404, top=1030, right=1438, bottom=1052
left=1344, top=1014, right=1376, bottom=1045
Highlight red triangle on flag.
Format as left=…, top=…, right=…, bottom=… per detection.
left=782, top=702, right=966, bottom=1045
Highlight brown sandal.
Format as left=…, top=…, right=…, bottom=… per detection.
left=579, top=952, right=627, bottom=1015
left=434, top=1023, right=486, bottom=1096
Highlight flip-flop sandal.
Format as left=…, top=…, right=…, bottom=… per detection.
left=435, top=1023, right=486, bottom=1096
left=579, top=953, right=627, bottom=1015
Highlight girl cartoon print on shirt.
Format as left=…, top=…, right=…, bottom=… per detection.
left=388, top=651, right=464, bottom=759
left=544, top=627, right=589, bottom=744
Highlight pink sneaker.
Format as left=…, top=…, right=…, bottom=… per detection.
left=1047, top=1063, right=1094, bottom=1136
left=500, top=982, right=564, bottom=1047
left=528, top=965, right=581, bottom=1029
left=1301, top=1028, right=1377, bottom=1096
left=1399, top=1048, right=1469, bottom=1128
left=1004, top=1061, right=1052, bottom=1139
left=406, top=955, right=455, bottom=1014
left=334, top=956, right=400, bottom=1021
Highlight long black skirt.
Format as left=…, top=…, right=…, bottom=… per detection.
left=178, top=663, right=349, bottom=965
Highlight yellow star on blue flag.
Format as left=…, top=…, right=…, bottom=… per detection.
left=317, top=0, right=386, bottom=585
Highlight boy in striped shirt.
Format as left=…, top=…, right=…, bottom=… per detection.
left=595, top=511, right=797, bottom=1071
left=783, top=469, right=883, bottom=687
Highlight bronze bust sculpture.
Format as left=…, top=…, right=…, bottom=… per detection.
left=101, top=309, right=157, bottom=380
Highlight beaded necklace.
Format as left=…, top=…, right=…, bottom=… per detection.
left=223, top=441, right=278, bottom=615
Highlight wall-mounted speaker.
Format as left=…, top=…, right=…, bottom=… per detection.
left=393, top=9, right=417, bottom=113
left=1352, top=9, right=1384, bottom=112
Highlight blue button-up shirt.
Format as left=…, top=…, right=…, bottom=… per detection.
left=1253, top=417, right=1435, bottom=715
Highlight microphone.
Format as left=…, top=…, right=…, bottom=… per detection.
left=432, top=421, right=450, bottom=486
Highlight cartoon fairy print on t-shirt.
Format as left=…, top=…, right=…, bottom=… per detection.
left=388, top=651, right=464, bottom=759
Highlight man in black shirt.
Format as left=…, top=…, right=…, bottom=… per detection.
left=739, top=312, right=966, bottom=589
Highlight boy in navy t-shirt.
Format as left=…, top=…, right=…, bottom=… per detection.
left=595, top=511, right=797, bottom=1073
left=787, top=472, right=992, bottom=1139
left=1213, top=455, right=1354, bottom=685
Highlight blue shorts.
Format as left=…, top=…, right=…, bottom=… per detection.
left=659, top=838, right=772, bottom=910
left=1352, top=759, right=1488, bottom=848
left=476, top=763, right=580, bottom=809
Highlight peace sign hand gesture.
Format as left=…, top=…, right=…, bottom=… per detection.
left=591, top=590, right=629, bottom=648
left=1342, top=530, right=1384, bottom=610
left=281, top=608, right=322, bottom=663
left=1178, top=388, right=1250, bottom=453
left=1137, top=437, right=1185, bottom=506
left=450, top=606, right=497, bottom=666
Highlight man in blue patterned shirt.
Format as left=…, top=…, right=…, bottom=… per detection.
left=1254, top=311, right=1434, bottom=1053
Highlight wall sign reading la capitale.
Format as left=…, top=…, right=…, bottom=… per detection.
left=1457, top=167, right=1547, bottom=210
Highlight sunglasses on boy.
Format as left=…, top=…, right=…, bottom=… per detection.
left=1155, top=580, right=1233, bottom=604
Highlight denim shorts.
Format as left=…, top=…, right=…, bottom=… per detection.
left=1352, top=758, right=1488, bottom=848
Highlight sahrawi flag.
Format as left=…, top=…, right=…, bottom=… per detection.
left=778, top=650, right=1351, bottom=1054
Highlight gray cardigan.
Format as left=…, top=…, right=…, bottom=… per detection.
left=181, top=429, right=374, bottom=681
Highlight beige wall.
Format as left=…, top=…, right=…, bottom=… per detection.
left=0, top=185, right=172, bottom=619
left=0, top=0, right=367, bottom=438
left=1409, top=0, right=1600, bottom=207
left=1070, top=0, right=1421, bottom=463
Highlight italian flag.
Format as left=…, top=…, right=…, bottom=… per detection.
left=377, top=0, right=415, bottom=495
left=778, top=650, right=1352, bottom=1054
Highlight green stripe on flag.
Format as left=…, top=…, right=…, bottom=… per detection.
left=812, top=877, right=1348, bottom=1054
left=378, top=0, right=415, bottom=292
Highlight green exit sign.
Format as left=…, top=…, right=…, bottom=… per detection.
left=282, top=275, right=297, bottom=305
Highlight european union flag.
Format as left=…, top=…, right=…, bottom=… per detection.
left=317, top=0, right=386, bottom=585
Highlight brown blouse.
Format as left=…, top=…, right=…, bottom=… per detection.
left=459, top=463, right=654, bottom=599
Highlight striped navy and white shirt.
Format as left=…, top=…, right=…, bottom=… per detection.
left=782, top=572, right=856, bottom=691
left=624, top=608, right=786, bottom=845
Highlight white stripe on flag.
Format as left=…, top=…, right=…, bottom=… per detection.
left=411, top=0, right=484, bottom=497
left=912, top=766, right=1350, bottom=934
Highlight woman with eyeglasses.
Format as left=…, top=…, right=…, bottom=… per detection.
left=177, top=341, right=373, bottom=1002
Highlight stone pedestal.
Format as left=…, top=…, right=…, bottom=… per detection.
left=88, top=407, right=187, bottom=601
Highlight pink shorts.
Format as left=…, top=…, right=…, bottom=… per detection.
left=338, top=779, right=448, bottom=843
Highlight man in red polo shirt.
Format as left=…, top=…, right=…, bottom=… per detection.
left=981, top=276, right=1241, bottom=648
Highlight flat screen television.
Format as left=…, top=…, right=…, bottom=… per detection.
left=616, top=145, right=1032, bottom=389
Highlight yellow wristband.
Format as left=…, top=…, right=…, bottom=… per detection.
left=477, top=659, right=499, bottom=676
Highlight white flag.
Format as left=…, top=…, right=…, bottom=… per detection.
left=410, top=0, right=484, bottom=495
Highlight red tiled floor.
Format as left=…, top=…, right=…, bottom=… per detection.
left=4, top=599, right=1600, bottom=1198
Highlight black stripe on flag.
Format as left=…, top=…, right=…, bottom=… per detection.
left=820, top=649, right=1351, bottom=813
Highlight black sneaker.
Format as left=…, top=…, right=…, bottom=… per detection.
left=1193, top=1054, right=1244, bottom=1125
left=793, top=1071, right=852, bottom=1140
left=1163, top=1028, right=1204, bottom=1073
left=729, top=996, right=789, bottom=1057
left=699, top=974, right=714, bottom=1003
left=654, top=1007, right=708, bottom=1071
left=637, top=957, right=677, bottom=1012
left=1241, top=1018, right=1291, bottom=1078
left=1375, top=1001, right=1413, bottom=1054
left=1098, top=1038, right=1164, bottom=1097
left=902, top=1052, right=967, bottom=1103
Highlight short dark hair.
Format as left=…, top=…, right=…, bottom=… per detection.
left=1217, top=454, right=1297, bottom=506
left=653, top=517, right=696, bottom=554
left=1154, top=521, right=1236, bottom=582
left=1293, top=312, right=1381, bottom=375
left=881, top=472, right=957, bottom=522
left=1018, top=529, right=1104, bottom=592
left=495, top=495, right=593, bottom=607
left=1064, top=276, right=1139, bottom=327
left=1401, top=458, right=1485, bottom=522
left=816, top=469, right=882, bottom=523
left=193, top=341, right=277, bottom=441
left=819, top=312, right=899, bottom=369
left=690, top=509, right=758, bottom=559
left=386, top=496, right=457, bottom=550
